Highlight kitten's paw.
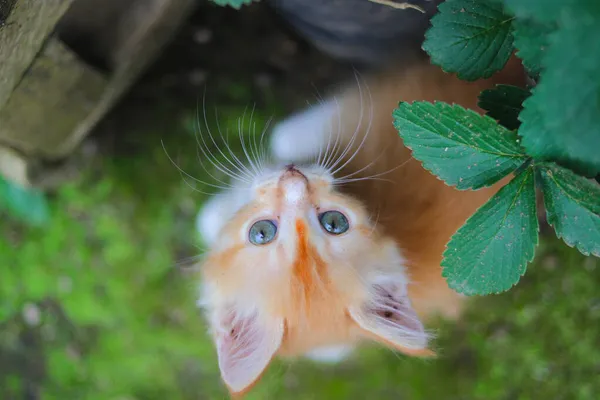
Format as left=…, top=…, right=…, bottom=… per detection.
left=304, top=345, right=354, bottom=364
left=270, top=101, right=337, bottom=163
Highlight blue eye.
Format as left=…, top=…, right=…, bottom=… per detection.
left=249, top=220, right=278, bottom=245
left=319, top=211, right=349, bottom=235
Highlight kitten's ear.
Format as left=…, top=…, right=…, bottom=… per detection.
left=348, top=280, right=434, bottom=357
left=214, top=310, right=284, bottom=395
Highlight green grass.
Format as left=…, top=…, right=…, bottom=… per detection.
left=1, top=95, right=599, bottom=400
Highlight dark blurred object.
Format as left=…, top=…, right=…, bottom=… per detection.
left=270, top=0, right=442, bottom=66
left=0, top=0, right=196, bottom=188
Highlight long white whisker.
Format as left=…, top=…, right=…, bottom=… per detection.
left=197, top=95, right=251, bottom=183
left=321, top=96, right=343, bottom=170
left=337, top=158, right=411, bottom=183
left=194, top=145, right=235, bottom=187
left=213, top=107, right=254, bottom=180
left=334, top=178, right=394, bottom=186
left=247, top=103, right=263, bottom=173
left=161, top=140, right=231, bottom=191
left=258, top=116, right=273, bottom=169
left=332, top=71, right=374, bottom=176
left=326, top=70, right=366, bottom=172
left=238, top=106, right=260, bottom=177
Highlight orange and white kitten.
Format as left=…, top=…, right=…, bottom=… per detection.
left=196, top=59, right=525, bottom=395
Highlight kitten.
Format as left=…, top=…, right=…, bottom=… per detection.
left=196, top=58, right=525, bottom=395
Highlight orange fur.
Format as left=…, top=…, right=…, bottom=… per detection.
left=199, top=57, right=526, bottom=396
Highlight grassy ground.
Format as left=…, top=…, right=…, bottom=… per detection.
left=1, top=3, right=599, bottom=399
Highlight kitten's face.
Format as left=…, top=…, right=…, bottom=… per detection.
left=199, top=165, right=430, bottom=394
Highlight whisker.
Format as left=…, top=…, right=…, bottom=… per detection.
left=306, top=87, right=332, bottom=168
left=180, top=175, right=223, bottom=195
left=247, top=103, right=264, bottom=173
left=214, top=107, right=254, bottom=180
left=321, top=96, right=343, bottom=171
left=238, top=106, right=261, bottom=177
left=326, top=70, right=367, bottom=172
left=259, top=116, right=274, bottom=169
left=173, top=253, right=205, bottom=269
left=161, top=140, right=231, bottom=192
left=196, top=95, right=252, bottom=183
left=336, top=158, right=412, bottom=183
left=331, top=70, right=374, bottom=176
left=194, top=145, right=235, bottom=188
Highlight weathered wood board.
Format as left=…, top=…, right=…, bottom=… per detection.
left=0, top=0, right=197, bottom=186
left=0, top=0, right=75, bottom=110
left=0, top=38, right=107, bottom=159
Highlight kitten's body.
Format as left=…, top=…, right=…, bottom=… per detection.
left=197, top=59, right=525, bottom=395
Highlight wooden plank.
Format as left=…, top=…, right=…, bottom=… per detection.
left=0, top=0, right=195, bottom=168
left=0, top=0, right=75, bottom=110
left=0, top=38, right=107, bottom=158
left=57, top=0, right=196, bottom=155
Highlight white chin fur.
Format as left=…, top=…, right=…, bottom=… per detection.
left=270, top=100, right=337, bottom=163
left=304, top=345, right=354, bottom=364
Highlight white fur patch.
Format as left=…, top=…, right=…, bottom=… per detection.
left=304, top=345, right=354, bottom=364
left=270, top=101, right=337, bottom=163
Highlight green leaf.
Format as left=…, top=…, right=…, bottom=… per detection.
left=0, top=176, right=50, bottom=226
left=502, top=0, right=596, bottom=23
left=518, top=12, right=600, bottom=175
left=442, top=167, right=539, bottom=295
left=539, top=163, right=600, bottom=257
left=423, top=0, right=515, bottom=81
left=393, top=101, right=527, bottom=190
left=210, top=0, right=257, bottom=9
left=512, top=19, right=556, bottom=77
left=478, top=85, right=531, bottom=130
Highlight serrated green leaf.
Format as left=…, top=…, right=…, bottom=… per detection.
left=0, top=176, right=50, bottom=226
left=423, top=0, right=514, bottom=81
left=539, top=163, right=600, bottom=257
left=442, top=167, right=539, bottom=295
left=512, top=19, right=556, bottom=76
left=518, top=12, right=600, bottom=175
left=210, top=0, right=256, bottom=9
left=478, top=85, right=530, bottom=130
left=393, top=101, right=527, bottom=190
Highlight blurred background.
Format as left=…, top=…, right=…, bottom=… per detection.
left=0, top=0, right=598, bottom=399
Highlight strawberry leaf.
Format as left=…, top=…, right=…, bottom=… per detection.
left=423, top=0, right=514, bottom=80
left=539, top=163, right=600, bottom=257
left=393, top=101, right=527, bottom=190
left=442, top=167, right=539, bottom=295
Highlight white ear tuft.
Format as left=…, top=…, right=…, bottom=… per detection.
left=196, top=189, right=249, bottom=246
left=349, top=279, right=431, bottom=356
left=215, top=310, right=284, bottom=394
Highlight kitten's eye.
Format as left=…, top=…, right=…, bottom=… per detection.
left=248, top=220, right=278, bottom=245
left=319, top=211, right=349, bottom=235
